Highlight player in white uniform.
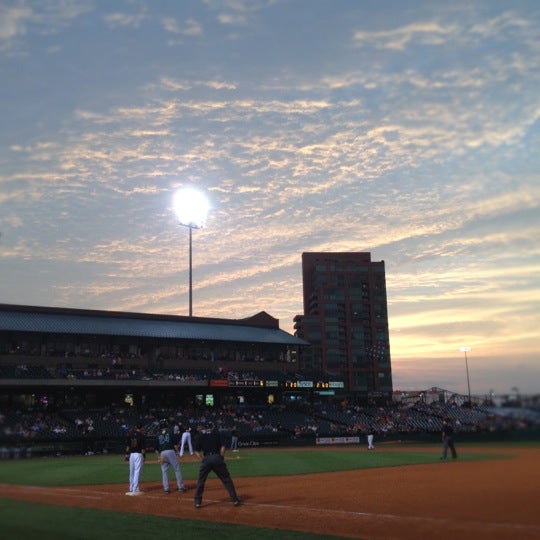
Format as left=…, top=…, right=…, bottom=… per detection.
left=179, top=423, right=194, bottom=456
left=125, top=422, right=146, bottom=495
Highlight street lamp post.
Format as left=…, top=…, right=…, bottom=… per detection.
left=173, top=188, right=209, bottom=317
left=459, top=346, right=472, bottom=407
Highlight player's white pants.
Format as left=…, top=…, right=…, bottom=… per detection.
left=180, top=431, right=193, bottom=456
left=129, top=452, right=144, bottom=492
left=367, top=434, right=374, bottom=449
left=159, top=449, right=184, bottom=490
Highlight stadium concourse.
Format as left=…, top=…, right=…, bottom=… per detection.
left=1, top=392, right=539, bottom=458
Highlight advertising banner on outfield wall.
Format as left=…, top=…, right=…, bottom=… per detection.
left=316, top=436, right=360, bottom=445
left=238, top=438, right=280, bottom=448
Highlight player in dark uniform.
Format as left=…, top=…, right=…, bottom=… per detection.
left=441, top=420, right=458, bottom=459
left=193, top=422, right=241, bottom=508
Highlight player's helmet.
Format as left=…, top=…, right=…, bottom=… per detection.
left=159, top=419, right=168, bottom=429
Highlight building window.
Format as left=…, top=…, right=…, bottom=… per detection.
left=307, top=327, right=321, bottom=344
left=326, top=349, right=346, bottom=367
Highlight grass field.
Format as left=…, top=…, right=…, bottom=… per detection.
left=1, top=499, right=344, bottom=540
left=0, top=445, right=506, bottom=539
left=0, top=445, right=497, bottom=486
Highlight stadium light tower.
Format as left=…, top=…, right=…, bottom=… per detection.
left=459, top=346, right=472, bottom=407
left=173, top=187, right=209, bottom=317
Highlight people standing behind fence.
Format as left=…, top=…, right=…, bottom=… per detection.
left=155, top=419, right=187, bottom=493
left=179, top=423, right=193, bottom=456
left=125, top=421, right=146, bottom=495
left=441, top=420, right=458, bottom=460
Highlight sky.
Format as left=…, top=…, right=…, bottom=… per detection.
left=1, top=0, right=539, bottom=398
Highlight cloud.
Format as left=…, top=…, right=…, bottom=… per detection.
left=217, top=12, right=247, bottom=25
left=212, top=0, right=254, bottom=26
left=161, top=17, right=203, bottom=36
left=470, top=11, right=530, bottom=38
left=0, top=4, right=33, bottom=41
left=104, top=11, right=147, bottom=29
left=353, top=21, right=456, bottom=50
left=0, top=1, right=93, bottom=54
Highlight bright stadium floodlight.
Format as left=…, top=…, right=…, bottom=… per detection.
left=459, top=346, right=472, bottom=407
left=173, top=187, right=210, bottom=317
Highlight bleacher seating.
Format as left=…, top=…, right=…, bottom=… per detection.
left=0, top=364, right=53, bottom=379
left=1, top=399, right=539, bottom=455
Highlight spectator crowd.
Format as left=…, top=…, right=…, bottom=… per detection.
left=1, top=398, right=539, bottom=459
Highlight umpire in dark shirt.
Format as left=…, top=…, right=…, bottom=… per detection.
left=441, top=420, right=458, bottom=459
left=193, top=422, right=241, bottom=508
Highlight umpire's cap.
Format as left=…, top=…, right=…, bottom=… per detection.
left=159, top=418, right=168, bottom=429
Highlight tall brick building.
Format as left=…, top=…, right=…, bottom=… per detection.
left=294, top=252, right=393, bottom=401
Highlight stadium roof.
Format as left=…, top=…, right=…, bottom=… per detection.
left=0, top=304, right=308, bottom=346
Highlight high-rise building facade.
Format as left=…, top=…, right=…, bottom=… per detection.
left=293, top=252, right=393, bottom=401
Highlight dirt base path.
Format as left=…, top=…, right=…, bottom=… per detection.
left=2, top=446, right=539, bottom=540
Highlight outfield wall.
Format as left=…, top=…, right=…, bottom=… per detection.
left=4, top=428, right=539, bottom=459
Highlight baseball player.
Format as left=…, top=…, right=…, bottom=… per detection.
left=441, top=420, right=458, bottom=459
left=125, top=422, right=146, bottom=496
left=366, top=428, right=375, bottom=450
left=155, top=419, right=188, bottom=493
left=179, top=422, right=194, bottom=456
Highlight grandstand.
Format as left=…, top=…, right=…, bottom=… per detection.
left=1, top=303, right=539, bottom=457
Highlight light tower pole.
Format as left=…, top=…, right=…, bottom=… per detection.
left=459, top=346, right=472, bottom=407
left=173, top=187, right=209, bottom=317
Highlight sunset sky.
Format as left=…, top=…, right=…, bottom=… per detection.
left=1, top=1, right=539, bottom=397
